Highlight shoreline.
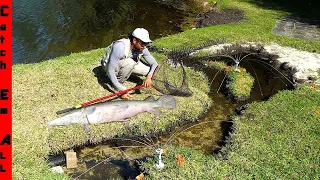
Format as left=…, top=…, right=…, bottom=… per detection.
left=202, top=42, right=320, bottom=83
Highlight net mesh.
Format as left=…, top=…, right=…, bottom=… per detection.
left=152, top=59, right=192, bottom=97
left=151, top=38, right=225, bottom=97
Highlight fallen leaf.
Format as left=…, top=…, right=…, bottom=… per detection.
left=162, top=148, right=167, bottom=155
left=177, top=155, right=186, bottom=166
left=136, top=173, right=144, bottom=180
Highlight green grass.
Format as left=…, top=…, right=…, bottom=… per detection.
left=13, top=0, right=320, bottom=179
left=142, top=84, right=320, bottom=179
left=13, top=49, right=211, bottom=179
left=225, top=68, right=254, bottom=100
left=141, top=0, right=320, bottom=179
left=151, top=0, right=320, bottom=53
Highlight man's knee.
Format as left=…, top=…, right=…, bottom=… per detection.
left=132, top=62, right=150, bottom=76
left=116, top=58, right=137, bottom=81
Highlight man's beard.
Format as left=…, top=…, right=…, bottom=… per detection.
left=133, top=44, right=143, bottom=53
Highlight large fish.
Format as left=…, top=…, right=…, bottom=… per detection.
left=48, top=95, right=176, bottom=131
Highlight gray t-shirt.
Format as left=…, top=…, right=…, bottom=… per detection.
left=107, top=41, right=158, bottom=91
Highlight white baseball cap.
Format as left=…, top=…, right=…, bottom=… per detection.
left=132, top=28, right=152, bottom=43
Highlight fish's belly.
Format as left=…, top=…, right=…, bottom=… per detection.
left=97, top=107, right=144, bottom=123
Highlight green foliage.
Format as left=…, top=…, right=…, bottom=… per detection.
left=150, top=0, right=320, bottom=53
left=244, top=0, right=320, bottom=18
left=142, top=146, right=227, bottom=179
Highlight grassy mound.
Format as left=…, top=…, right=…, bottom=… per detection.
left=150, top=0, right=320, bottom=53
left=207, top=61, right=254, bottom=100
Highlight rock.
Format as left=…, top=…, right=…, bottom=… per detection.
left=280, top=62, right=291, bottom=71
left=293, top=71, right=319, bottom=83
left=49, top=166, right=64, bottom=174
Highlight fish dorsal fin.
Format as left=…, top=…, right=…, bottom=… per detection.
left=144, top=96, right=155, bottom=101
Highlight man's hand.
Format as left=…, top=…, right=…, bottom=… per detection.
left=144, top=75, right=153, bottom=88
left=121, top=93, right=132, bottom=100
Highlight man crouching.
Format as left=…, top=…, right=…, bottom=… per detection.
left=101, top=28, right=158, bottom=99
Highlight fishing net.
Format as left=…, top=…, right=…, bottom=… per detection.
left=151, top=39, right=225, bottom=97
left=152, top=58, right=192, bottom=97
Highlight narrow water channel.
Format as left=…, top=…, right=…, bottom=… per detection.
left=55, top=56, right=293, bottom=179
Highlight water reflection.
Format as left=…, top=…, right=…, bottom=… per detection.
left=13, top=0, right=185, bottom=64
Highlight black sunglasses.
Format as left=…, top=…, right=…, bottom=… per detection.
left=137, top=39, right=149, bottom=46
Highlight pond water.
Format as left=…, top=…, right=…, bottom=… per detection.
left=52, top=56, right=293, bottom=179
left=13, top=0, right=188, bottom=64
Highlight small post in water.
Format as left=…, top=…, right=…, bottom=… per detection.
left=155, top=148, right=164, bottom=169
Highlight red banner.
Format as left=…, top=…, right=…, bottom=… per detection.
left=0, top=0, right=12, bottom=179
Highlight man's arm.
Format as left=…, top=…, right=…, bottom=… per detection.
left=142, top=48, right=158, bottom=77
left=142, top=48, right=158, bottom=87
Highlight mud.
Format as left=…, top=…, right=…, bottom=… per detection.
left=196, top=8, right=244, bottom=28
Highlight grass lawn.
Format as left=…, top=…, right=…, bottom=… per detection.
left=142, top=0, right=320, bottom=179
left=13, top=50, right=211, bottom=179
left=12, top=0, right=320, bottom=179
left=142, top=84, right=320, bottom=179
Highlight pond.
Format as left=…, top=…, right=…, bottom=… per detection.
left=48, top=54, right=293, bottom=179
left=13, top=0, right=191, bottom=64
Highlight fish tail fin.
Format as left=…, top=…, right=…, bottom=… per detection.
left=157, top=95, right=176, bottom=109
left=47, top=111, right=83, bottom=126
